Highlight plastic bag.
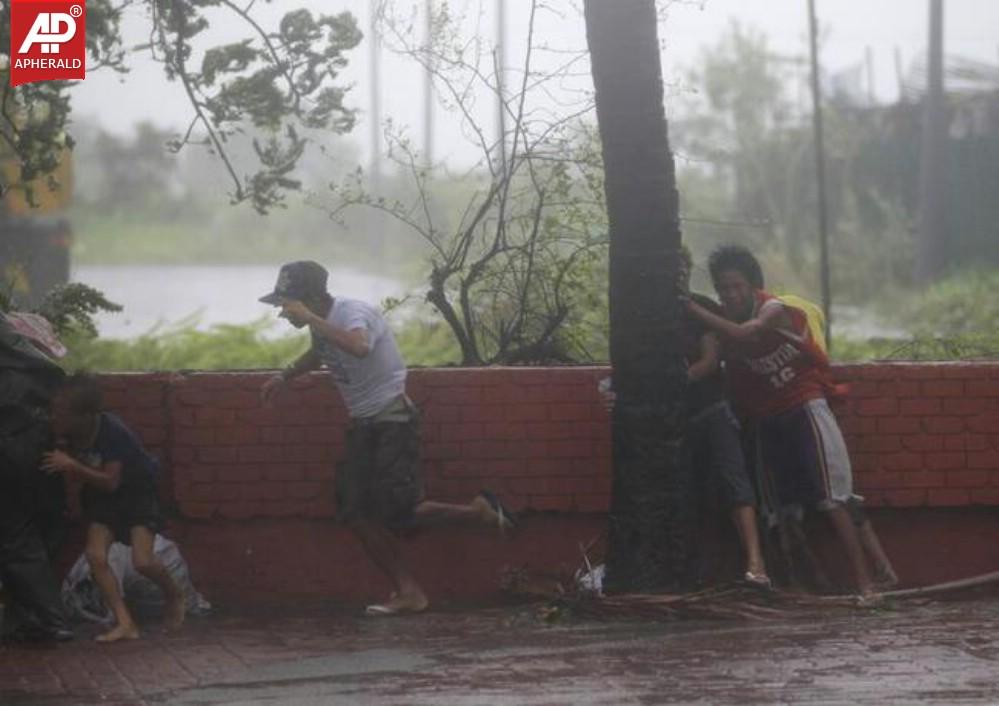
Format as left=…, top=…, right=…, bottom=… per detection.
left=61, top=535, right=212, bottom=624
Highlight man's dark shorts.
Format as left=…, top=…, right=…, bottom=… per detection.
left=336, top=398, right=425, bottom=529
left=689, top=401, right=755, bottom=509
left=83, top=487, right=164, bottom=545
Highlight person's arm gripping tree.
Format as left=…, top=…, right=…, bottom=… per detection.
left=687, top=298, right=792, bottom=342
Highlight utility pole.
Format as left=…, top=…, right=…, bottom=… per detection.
left=423, top=0, right=435, bottom=169
left=496, top=0, right=507, bottom=171
left=369, top=0, right=382, bottom=193
left=807, top=0, right=832, bottom=346
left=915, top=0, right=947, bottom=282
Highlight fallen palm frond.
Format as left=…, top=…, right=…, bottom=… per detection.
left=500, top=567, right=999, bottom=622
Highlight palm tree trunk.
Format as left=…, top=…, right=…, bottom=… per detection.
left=584, top=0, right=690, bottom=592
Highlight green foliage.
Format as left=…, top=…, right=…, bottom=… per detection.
left=1, top=2, right=362, bottom=213
left=896, top=269, right=999, bottom=337
left=35, top=283, right=122, bottom=337
left=61, top=319, right=309, bottom=371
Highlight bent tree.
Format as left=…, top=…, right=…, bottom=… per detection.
left=584, top=0, right=690, bottom=591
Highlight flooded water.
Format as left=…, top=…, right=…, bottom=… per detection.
left=72, top=264, right=405, bottom=339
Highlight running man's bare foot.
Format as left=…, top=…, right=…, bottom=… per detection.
left=96, top=623, right=140, bottom=642
left=473, top=490, right=517, bottom=534
left=164, top=598, right=186, bottom=632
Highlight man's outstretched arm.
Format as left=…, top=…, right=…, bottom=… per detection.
left=687, top=299, right=790, bottom=341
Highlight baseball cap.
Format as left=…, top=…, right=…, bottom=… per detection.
left=259, top=261, right=329, bottom=305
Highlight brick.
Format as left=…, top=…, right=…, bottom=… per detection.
left=549, top=440, right=593, bottom=459
left=214, top=427, right=259, bottom=445
left=854, top=398, right=898, bottom=416
left=922, top=452, right=966, bottom=471
left=967, top=415, right=999, bottom=434
left=172, top=447, right=196, bottom=464
left=281, top=445, right=331, bottom=464
left=480, top=459, right=523, bottom=477
left=188, top=484, right=226, bottom=502
left=877, top=381, right=921, bottom=397
left=440, top=423, right=484, bottom=442
left=197, top=446, right=239, bottom=464
left=423, top=442, right=461, bottom=460
left=945, top=435, right=989, bottom=451
left=923, top=417, right=966, bottom=434
left=286, top=482, right=323, bottom=500
left=900, top=435, right=944, bottom=452
left=942, top=398, right=989, bottom=416
left=878, top=417, right=922, bottom=434
left=505, top=405, right=549, bottom=423
left=180, top=502, right=218, bottom=519
left=302, top=427, right=332, bottom=444
left=882, top=489, right=927, bottom=507
left=458, top=404, right=509, bottom=423
left=881, top=453, right=924, bottom=472
left=218, top=502, right=264, bottom=519
left=899, top=399, right=941, bottom=416
left=547, top=385, right=597, bottom=403
left=304, top=464, right=331, bottom=481
left=847, top=381, right=881, bottom=398
left=895, top=470, right=945, bottom=488
left=528, top=495, right=572, bottom=512
left=854, top=472, right=902, bottom=490
left=462, top=440, right=513, bottom=459
left=238, top=446, right=286, bottom=464
left=969, top=488, right=999, bottom=505
left=967, top=451, right=999, bottom=470
left=572, top=494, right=611, bottom=513
left=942, top=364, right=998, bottom=380
left=262, top=465, right=305, bottom=482
left=483, top=422, right=527, bottom=440
left=526, top=422, right=574, bottom=441
left=217, top=466, right=263, bottom=483
left=510, top=478, right=552, bottom=495
left=548, top=403, right=596, bottom=422
left=946, top=470, right=989, bottom=488
left=927, top=488, right=970, bottom=506
left=857, top=436, right=901, bottom=453
left=920, top=381, right=965, bottom=398
left=195, top=408, right=236, bottom=427
left=432, top=387, right=485, bottom=406
left=527, top=459, right=577, bottom=477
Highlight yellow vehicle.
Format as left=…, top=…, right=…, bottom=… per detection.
left=0, top=142, right=73, bottom=308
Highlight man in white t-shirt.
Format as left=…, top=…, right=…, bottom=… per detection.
left=260, top=261, right=515, bottom=615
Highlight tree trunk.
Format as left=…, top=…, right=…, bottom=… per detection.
left=584, top=0, right=690, bottom=592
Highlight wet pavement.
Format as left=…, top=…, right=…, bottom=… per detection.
left=3, top=597, right=999, bottom=705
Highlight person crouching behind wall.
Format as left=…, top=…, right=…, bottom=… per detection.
left=43, top=372, right=184, bottom=641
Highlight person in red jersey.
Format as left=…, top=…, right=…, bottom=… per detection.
left=686, top=245, right=896, bottom=598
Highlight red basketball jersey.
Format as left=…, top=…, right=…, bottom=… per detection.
left=724, top=291, right=837, bottom=419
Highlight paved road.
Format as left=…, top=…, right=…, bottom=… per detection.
left=3, top=597, right=999, bottom=705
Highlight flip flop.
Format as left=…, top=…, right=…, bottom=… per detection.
left=479, top=489, right=518, bottom=532
left=364, top=603, right=398, bottom=616
left=743, top=571, right=773, bottom=590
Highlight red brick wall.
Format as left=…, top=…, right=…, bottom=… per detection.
left=78, top=364, right=999, bottom=605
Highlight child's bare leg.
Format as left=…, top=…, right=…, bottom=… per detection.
left=85, top=524, right=139, bottom=642
left=731, top=505, right=768, bottom=579
left=858, top=519, right=897, bottom=588
left=130, top=527, right=184, bottom=631
left=825, top=505, right=874, bottom=595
